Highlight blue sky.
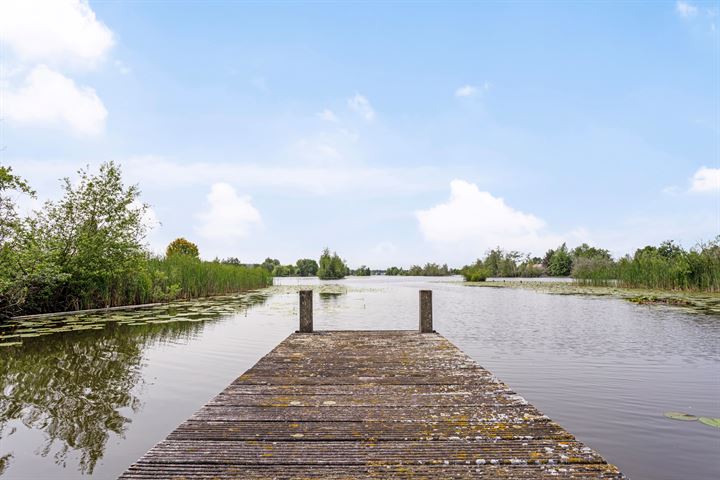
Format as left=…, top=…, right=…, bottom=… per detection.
left=1, top=0, right=718, bottom=267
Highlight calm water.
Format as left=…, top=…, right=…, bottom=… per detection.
left=0, top=276, right=718, bottom=479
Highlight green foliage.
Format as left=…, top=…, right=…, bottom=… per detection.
left=663, top=411, right=720, bottom=429
left=144, top=255, right=271, bottom=300
left=0, top=165, right=35, bottom=245
left=166, top=237, right=199, bottom=258
left=0, top=163, right=272, bottom=318
left=460, top=248, right=541, bottom=279
left=572, top=237, right=720, bottom=291
left=385, top=266, right=403, bottom=276
left=261, top=257, right=280, bottom=272
left=571, top=243, right=611, bottom=260
left=698, top=417, right=720, bottom=428
left=353, top=265, right=371, bottom=276
left=547, top=243, right=573, bottom=276
left=384, top=263, right=451, bottom=276
left=664, top=411, right=698, bottom=421
left=462, top=266, right=490, bottom=282
left=271, top=264, right=297, bottom=277
left=317, top=248, right=347, bottom=280
left=295, top=258, right=319, bottom=277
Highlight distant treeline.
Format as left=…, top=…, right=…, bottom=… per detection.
left=0, top=163, right=271, bottom=318
left=385, top=263, right=453, bottom=276
left=462, top=240, right=720, bottom=291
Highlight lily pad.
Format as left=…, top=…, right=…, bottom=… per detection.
left=698, top=417, right=720, bottom=428
left=664, top=411, right=698, bottom=421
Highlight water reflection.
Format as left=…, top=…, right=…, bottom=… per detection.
left=0, top=278, right=718, bottom=480
left=0, top=293, right=268, bottom=475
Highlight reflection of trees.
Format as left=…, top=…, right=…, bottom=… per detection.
left=0, top=320, right=205, bottom=475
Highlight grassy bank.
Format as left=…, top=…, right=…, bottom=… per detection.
left=465, top=280, right=720, bottom=315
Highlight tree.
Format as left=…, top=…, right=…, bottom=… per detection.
left=261, top=257, right=280, bottom=272
left=317, top=248, right=347, bottom=280
left=296, top=258, right=319, bottom=277
left=571, top=243, right=611, bottom=261
left=0, top=167, right=60, bottom=318
left=272, top=264, right=297, bottom=277
left=33, top=162, right=149, bottom=310
left=353, top=265, right=371, bottom=276
left=0, top=165, right=35, bottom=245
left=166, top=238, right=199, bottom=258
left=547, top=243, right=573, bottom=276
left=542, top=248, right=555, bottom=268
left=657, top=240, right=685, bottom=259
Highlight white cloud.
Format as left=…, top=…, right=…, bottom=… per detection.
left=2, top=65, right=108, bottom=135
left=416, top=180, right=571, bottom=258
left=455, top=85, right=477, bottom=97
left=0, top=0, right=114, bottom=67
left=690, top=166, right=720, bottom=193
left=347, top=93, right=375, bottom=121
left=195, top=183, right=262, bottom=241
left=676, top=1, right=698, bottom=18
left=455, top=82, right=491, bottom=98
left=317, top=109, right=339, bottom=122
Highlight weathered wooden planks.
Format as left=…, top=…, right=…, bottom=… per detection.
left=120, top=331, right=625, bottom=479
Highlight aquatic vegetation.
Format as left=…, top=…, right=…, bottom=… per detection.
left=664, top=412, right=698, bottom=421
left=664, top=412, right=720, bottom=429
left=574, top=239, right=720, bottom=292
left=698, top=417, right=720, bottom=428
left=0, top=291, right=269, bottom=348
left=465, top=280, right=720, bottom=315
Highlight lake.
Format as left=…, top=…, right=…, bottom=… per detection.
left=0, top=276, right=718, bottom=479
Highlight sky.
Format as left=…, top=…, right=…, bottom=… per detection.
left=1, top=0, right=718, bottom=268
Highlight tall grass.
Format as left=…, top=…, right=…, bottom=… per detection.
left=18, top=255, right=273, bottom=315
left=572, top=240, right=720, bottom=292
left=142, top=255, right=272, bottom=301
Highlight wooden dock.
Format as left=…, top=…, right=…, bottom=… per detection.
left=120, top=292, right=624, bottom=479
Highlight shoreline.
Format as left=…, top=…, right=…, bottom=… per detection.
left=465, top=280, right=720, bottom=315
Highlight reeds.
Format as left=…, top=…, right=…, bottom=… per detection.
left=572, top=240, right=720, bottom=292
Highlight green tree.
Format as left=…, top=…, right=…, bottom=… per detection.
left=353, top=265, right=371, bottom=276
left=0, top=165, right=35, bottom=245
left=317, top=248, right=347, bottom=280
left=547, top=243, right=573, bottom=276
left=657, top=240, right=685, bottom=259
left=571, top=243, right=611, bottom=260
left=542, top=248, right=555, bottom=268
left=272, top=264, right=297, bottom=277
left=166, top=237, right=199, bottom=258
left=295, top=258, right=319, bottom=277
left=33, top=162, right=149, bottom=310
left=261, top=257, right=280, bottom=272
left=0, top=167, right=64, bottom=317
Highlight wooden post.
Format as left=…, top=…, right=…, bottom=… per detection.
left=299, top=290, right=313, bottom=333
left=419, top=290, right=433, bottom=333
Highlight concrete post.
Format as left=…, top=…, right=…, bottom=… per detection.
left=419, top=290, right=433, bottom=333
left=299, top=290, right=313, bottom=333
